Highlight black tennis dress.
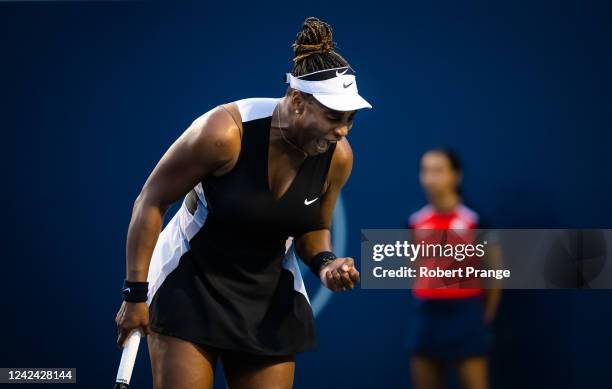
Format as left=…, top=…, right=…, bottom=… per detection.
left=146, top=97, right=336, bottom=356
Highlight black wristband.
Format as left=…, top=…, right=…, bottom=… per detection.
left=121, top=280, right=149, bottom=302
left=308, top=251, right=337, bottom=276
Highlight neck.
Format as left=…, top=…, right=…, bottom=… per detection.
left=428, top=192, right=461, bottom=213
left=271, top=99, right=308, bottom=158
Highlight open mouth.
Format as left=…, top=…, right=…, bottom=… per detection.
left=315, top=138, right=330, bottom=153
left=315, top=138, right=339, bottom=153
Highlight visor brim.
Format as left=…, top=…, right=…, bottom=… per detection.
left=312, top=93, right=372, bottom=112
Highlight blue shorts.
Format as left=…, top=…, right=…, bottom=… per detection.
left=407, top=296, right=491, bottom=361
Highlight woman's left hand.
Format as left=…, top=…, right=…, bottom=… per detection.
left=319, top=257, right=360, bottom=291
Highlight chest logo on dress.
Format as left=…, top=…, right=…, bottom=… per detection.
left=304, top=197, right=319, bottom=205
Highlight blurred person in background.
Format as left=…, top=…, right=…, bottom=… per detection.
left=407, top=148, right=501, bottom=389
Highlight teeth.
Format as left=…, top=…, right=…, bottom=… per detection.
left=316, top=138, right=327, bottom=151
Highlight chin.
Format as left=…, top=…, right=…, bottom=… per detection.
left=307, top=149, right=322, bottom=157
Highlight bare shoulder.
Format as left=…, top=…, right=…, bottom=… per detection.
left=187, top=104, right=242, bottom=175
left=189, top=104, right=241, bottom=151
left=331, top=138, right=353, bottom=176
left=327, top=137, right=354, bottom=189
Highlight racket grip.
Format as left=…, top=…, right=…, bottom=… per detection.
left=115, top=329, right=142, bottom=388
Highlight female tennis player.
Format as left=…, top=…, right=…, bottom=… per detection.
left=114, top=17, right=371, bottom=389
left=407, top=149, right=501, bottom=389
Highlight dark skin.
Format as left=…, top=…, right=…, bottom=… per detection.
left=115, top=89, right=360, bottom=388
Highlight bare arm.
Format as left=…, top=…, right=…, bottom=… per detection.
left=115, top=106, right=240, bottom=348
left=125, top=106, right=241, bottom=282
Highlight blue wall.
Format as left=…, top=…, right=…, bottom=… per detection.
left=1, top=1, right=611, bottom=388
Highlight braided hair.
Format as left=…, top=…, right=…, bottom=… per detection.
left=291, top=17, right=351, bottom=77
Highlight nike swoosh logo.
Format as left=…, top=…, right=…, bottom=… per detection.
left=122, top=288, right=131, bottom=294
left=343, top=81, right=354, bottom=88
left=304, top=197, right=319, bottom=205
left=336, top=68, right=349, bottom=76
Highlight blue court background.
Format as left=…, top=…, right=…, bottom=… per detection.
left=1, top=1, right=611, bottom=388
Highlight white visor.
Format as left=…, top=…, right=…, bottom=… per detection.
left=285, top=66, right=372, bottom=111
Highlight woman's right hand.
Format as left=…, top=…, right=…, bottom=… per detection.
left=115, top=301, right=151, bottom=349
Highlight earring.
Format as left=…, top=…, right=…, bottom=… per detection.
left=295, top=110, right=300, bottom=114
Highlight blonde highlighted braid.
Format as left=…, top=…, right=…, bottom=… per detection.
left=291, top=17, right=352, bottom=76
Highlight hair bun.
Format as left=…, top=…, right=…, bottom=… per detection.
left=292, top=17, right=336, bottom=64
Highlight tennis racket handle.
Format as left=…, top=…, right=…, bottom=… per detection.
left=115, top=329, right=142, bottom=388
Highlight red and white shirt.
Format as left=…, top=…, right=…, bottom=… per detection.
left=408, top=204, right=484, bottom=299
